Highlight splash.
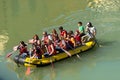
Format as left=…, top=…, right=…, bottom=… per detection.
left=0, top=30, right=9, bottom=55
left=88, top=0, right=120, bottom=12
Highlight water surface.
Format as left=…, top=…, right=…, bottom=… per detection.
left=0, top=0, right=120, bottom=80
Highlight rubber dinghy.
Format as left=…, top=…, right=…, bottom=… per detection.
left=13, top=40, right=96, bottom=67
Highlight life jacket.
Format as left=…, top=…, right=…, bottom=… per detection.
left=74, top=34, right=81, bottom=43
left=43, top=36, right=49, bottom=45
left=19, top=46, right=28, bottom=55
left=60, top=30, right=67, bottom=38
left=48, top=43, right=56, bottom=55
left=52, top=33, right=59, bottom=41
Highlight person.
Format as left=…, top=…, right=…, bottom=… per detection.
left=15, top=41, right=28, bottom=58
left=66, top=32, right=76, bottom=48
left=78, top=22, right=85, bottom=37
left=41, top=31, right=53, bottom=45
left=85, top=22, right=96, bottom=37
left=59, top=26, right=67, bottom=39
left=51, top=29, right=60, bottom=42
left=69, top=30, right=74, bottom=37
left=31, top=46, right=42, bottom=59
left=55, top=37, right=67, bottom=53
left=81, top=22, right=96, bottom=43
left=74, top=30, right=82, bottom=46
left=44, top=39, right=56, bottom=57
left=29, top=34, right=41, bottom=47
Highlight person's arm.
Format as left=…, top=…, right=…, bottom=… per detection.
left=13, top=45, right=19, bottom=51
left=63, top=31, right=67, bottom=38
left=93, top=27, right=96, bottom=36
left=71, top=38, right=76, bottom=47
left=49, top=45, right=54, bottom=55
left=31, top=53, right=37, bottom=58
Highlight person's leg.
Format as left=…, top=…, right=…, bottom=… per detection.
left=55, top=46, right=63, bottom=53
left=44, top=52, right=49, bottom=57
left=21, top=53, right=27, bottom=58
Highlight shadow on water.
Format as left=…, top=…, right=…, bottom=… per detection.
left=0, top=78, right=4, bottom=80
left=98, top=39, right=118, bottom=47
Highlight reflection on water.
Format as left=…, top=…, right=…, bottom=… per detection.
left=88, top=0, right=120, bottom=12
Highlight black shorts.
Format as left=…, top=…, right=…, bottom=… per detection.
left=80, top=33, right=85, bottom=37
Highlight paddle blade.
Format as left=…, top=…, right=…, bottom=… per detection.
left=76, top=54, right=81, bottom=59
left=25, top=67, right=31, bottom=75
left=6, top=53, right=12, bottom=58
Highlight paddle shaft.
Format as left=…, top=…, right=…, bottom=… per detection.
left=67, top=44, right=81, bottom=59
left=60, top=48, right=71, bottom=57
left=6, top=51, right=15, bottom=58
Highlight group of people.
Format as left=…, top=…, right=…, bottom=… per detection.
left=14, top=22, right=96, bottom=59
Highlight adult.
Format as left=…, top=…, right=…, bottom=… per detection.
left=82, top=22, right=96, bottom=43
left=29, top=34, right=41, bottom=47
left=44, top=39, right=56, bottom=57
left=59, top=26, right=67, bottom=39
left=74, top=30, right=82, bottom=45
left=14, top=41, right=28, bottom=58
left=86, top=22, right=96, bottom=37
left=66, top=32, right=76, bottom=48
left=51, top=29, right=59, bottom=42
left=31, top=46, right=42, bottom=59
left=41, top=31, right=52, bottom=45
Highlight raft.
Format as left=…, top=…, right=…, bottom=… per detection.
left=13, top=40, right=96, bottom=67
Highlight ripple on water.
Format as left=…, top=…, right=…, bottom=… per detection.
left=88, top=0, right=120, bottom=12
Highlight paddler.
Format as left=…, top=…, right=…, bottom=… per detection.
left=59, top=26, right=67, bottom=39
left=13, top=41, right=28, bottom=58
left=78, top=22, right=85, bottom=37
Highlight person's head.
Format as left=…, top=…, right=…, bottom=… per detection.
left=67, top=32, right=72, bottom=38
left=69, top=30, right=74, bottom=35
left=78, top=22, right=82, bottom=26
left=43, top=31, right=47, bottom=36
left=52, top=29, right=57, bottom=34
left=59, top=26, right=63, bottom=31
left=33, top=34, right=39, bottom=40
left=20, top=41, right=27, bottom=46
left=86, top=22, right=93, bottom=27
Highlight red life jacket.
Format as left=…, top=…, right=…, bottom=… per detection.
left=74, top=34, right=81, bottom=43
left=43, top=36, right=49, bottom=44
left=48, top=44, right=56, bottom=55
left=60, top=30, right=67, bottom=38
left=19, top=46, right=28, bottom=55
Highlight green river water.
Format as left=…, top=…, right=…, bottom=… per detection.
left=0, top=0, right=120, bottom=80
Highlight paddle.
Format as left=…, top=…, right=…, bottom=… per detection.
left=6, top=51, right=15, bottom=58
left=94, top=36, right=102, bottom=47
left=60, top=48, right=72, bottom=57
left=6, top=46, right=18, bottom=58
left=66, top=44, right=81, bottom=59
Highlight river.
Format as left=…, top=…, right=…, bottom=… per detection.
left=0, top=0, right=120, bottom=80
